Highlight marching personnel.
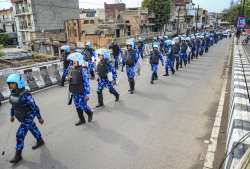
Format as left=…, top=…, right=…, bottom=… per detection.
left=137, top=37, right=145, bottom=59
left=83, top=41, right=96, bottom=79
left=68, top=55, right=93, bottom=126
left=205, top=34, right=210, bottom=53
left=173, top=38, right=181, bottom=71
left=195, top=36, right=201, bottom=59
left=96, top=49, right=120, bottom=108
left=60, top=45, right=71, bottom=87
left=191, top=36, right=196, bottom=60
left=123, top=40, right=139, bottom=94
left=163, top=40, right=175, bottom=76
left=199, top=36, right=205, bottom=56
left=109, top=40, right=121, bottom=70
left=149, top=43, right=164, bottom=84
left=186, top=37, right=192, bottom=64
left=7, top=73, right=45, bottom=164
left=180, top=38, right=188, bottom=68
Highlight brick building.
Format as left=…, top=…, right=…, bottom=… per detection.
left=104, top=2, right=126, bottom=22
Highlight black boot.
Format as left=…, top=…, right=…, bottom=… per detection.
left=96, top=92, right=104, bottom=108
left=32, top=139, right=45, bottom=150
left=110, top=88, right=120, bottom=102
left=154, top=73, right=158, bottom=80
left=85, top=109, right=93, bottom=122
left=128, top=79, right=135, bottom=94
left=176, top=62, right=179, bottom=71
left=150, top=74, right=154, bottom=84
left=75, top=108, right=86, bottom=126
left=171, top=68, right=175, bottom=75
left=60, top=76, right=65, bottom=87
left=90, top=71, right=95, bottom=80
left=163, top=69, right=169, bottom=76
left=10, top=150, right=22, bottom=164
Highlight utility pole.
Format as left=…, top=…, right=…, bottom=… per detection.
left=195, top=5, right=199, bottom=33
left=177, top=7, right=181, bottom=35
left=242, top=0, right=246, bottom=16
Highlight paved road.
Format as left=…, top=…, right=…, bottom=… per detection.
left=0, top=39, right=231, bottom=169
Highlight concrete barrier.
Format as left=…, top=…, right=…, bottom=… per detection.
left=225, top=42, right=250, bottom=169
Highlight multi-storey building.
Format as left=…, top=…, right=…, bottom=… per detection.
left=11, top=0, right=79, bottom=52
left=0, top=7, right=16, bottom=33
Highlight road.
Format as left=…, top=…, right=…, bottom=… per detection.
left=0, top=39, right=231, bottom=169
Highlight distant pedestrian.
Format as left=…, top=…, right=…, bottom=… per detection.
left=236, top=28, right=241, bottom=44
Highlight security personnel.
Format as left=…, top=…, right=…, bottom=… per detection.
left=149, top=43, right=164, bottom=84
left=200, top=36, right=205, bottom=56
left=180, top=38, right=188, bottom=68
left=137, top=37, right=145, bottom=59
left=195, top=36, right=201, bottom=58
left=205, top=34, right=210, bottom=53
left=163, top=40, right=175, bottom=76
left=7, top=74, right=44, bottom=164
left=109, top=40, right=121, bottom=70
left=186, top=37, right=192, bottom=64
left=123, top=40, right=138, bottom=94
left=68, top=59, right=93, bottom=126
left=173, top=38, right=181, bottom=71
left=191, top=36, right=196, bottom=60
left=83, top=41, right=96, bottom=79
left=60, top=45, right=71, bottom=87
left=96, top=49, right=120, bottom=108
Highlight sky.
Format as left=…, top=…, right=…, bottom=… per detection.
left=0, top=0, right=232, bottom=12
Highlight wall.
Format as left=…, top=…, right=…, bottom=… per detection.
left=32, top=0, right=79, bottom=31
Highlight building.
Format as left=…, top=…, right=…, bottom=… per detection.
left=169, top=0, right=191, bottom=34
left=11, top=0, right=79, bottom=55
left=80, top=8, right=105, bottom=21
left=104, top=2, right=126, bottom=22
left=65, top=18, right=113, bottom=48
left=0, top=7, right=16, bottom=33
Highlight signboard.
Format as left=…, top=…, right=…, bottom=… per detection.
left=238, top=16, right=246, bottom=28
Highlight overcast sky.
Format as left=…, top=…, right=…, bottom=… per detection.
left=0, top=0, right=232, bottom=12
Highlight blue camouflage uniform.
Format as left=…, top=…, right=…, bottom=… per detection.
left=72, top=67, right=91, bottom=112
left=174, top=43, right=181, bottom=70
left=83, top=48, right=96, bottom=78
left=180, top=42, right=188, bottom=67
left=97, top=61, right=117, bottom=93
left=150, top=48, right=164, bottom=83
left=123, top=50, right=139, bottom=80
left=109, top=43, right=121, bottom=70
left=137, top=40, right=145, bottom=59
left=10, top=92, right=43, bottom=151
left=165, top=45, right=175, bottom=73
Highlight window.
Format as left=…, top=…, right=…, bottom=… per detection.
left=90, top=20, right=94, bottom=24
left=84, top=20, right=89, bottom=24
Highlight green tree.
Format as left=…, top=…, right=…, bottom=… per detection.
left=0, top=34, right=11, bottom=46
left=223, top=0, right=250, bottom=27
left=0, top=45, right=4, bottom=58
left=142, top=0, right=171, bottom=30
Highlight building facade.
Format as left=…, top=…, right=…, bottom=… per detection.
left=11, top=0, right=79, bottom=52
left=104, top=2, right=126, bottom=23
left=0, top=7, right=16, bottom=33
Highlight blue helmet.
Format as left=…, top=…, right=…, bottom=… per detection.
left=60, top=45, right=70, bottom=54
left=153, top=42, right=159, bottom=48
left=6, top=73, right=26, bottom=89
left=165, top=40, right=172, bottom=46
left=86, top=41, right=93, bottom=49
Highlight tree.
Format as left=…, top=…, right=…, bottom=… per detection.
left=223, top=0, right=250, bottom=27
left=0, top=34, right=11, bottom=46
left=142, top=0, right=171, bottom=30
